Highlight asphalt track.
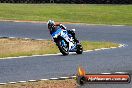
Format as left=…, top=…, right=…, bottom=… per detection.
left=0, top=21, right=132, bottom=88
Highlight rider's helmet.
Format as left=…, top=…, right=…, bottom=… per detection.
left=47, top=20, right=55, bottom=30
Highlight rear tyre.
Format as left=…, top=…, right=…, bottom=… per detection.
left=76, top=44, right=83, bottom=54
left=57, top=39, right=69, bottom=55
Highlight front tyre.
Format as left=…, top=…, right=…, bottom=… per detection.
left=76, top=44, right=83, bottom=54
left=57, top=40, right=69, bottom=56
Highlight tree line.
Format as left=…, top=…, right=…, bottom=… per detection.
left=0, top=0, right=132, bottom=4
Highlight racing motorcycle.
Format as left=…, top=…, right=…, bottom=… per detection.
left=51, top=27, right=83, bottom=55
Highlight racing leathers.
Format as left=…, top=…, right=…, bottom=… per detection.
left=49, top=23, right=79, bottom=43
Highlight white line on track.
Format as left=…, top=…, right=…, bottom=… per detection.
left=9, top=37, right=16, bottom=38
left=0, top=71, right=129, bottom=85
left=59, top=77, right=70, bottom=79
left=83, top=50, right=94, bottom=52
left=115, top=72, right=128, bottom=74
left=40, top=79, right=49, bottom=81
left=100, top=48, right=110, bottom=50
left=24, top=38, right=31, bottom=40
left=28, top=80, right=37, bottom=82
left=49, top=78, right=59, bottom=80
left=0, top=43, right=127, bottom=59
left=8, top=82, right=17, bottom=84
left=18, top=81, right=27, bottom=83
left=36, top=39, right=45, bottom=41
left=70, top=76, right=77, bottom=78
left=101, top=73, right=112, bottom=74
left=110, top=47, right=117, bottom=49
left=111, top=25, right=125, bottom=27
left=94, top=49, right=101, bottom=51
left=0, top=83, right=7, bottom=85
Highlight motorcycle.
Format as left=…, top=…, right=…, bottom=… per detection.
left=51, top=27, right=83, bottom=55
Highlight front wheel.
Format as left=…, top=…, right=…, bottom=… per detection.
left=57, top=39, right=69, bottom=55
left=76, top=44, right=83, bottom=54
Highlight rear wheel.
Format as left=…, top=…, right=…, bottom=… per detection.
left=76, top=44, right=83, bottom=54
left=57, top=39, right=69, bottom=55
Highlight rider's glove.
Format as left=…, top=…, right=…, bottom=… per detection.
left=60, top=24, right=67, bottom=30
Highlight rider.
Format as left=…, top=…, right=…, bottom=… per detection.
left=47, top=20, right=79, bottom=43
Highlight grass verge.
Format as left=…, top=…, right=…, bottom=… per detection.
left=0, top=4, right=132, bottom=25
left=0, top=79, right=78, bottom=88
left=0, top=38, right=118, bottom=59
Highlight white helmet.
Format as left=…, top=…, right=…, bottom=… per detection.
left=47, top=20, right=55, bottom=30
left=47, top=20, right=55, bottom=26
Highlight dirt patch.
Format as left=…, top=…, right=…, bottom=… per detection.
left=0, top=79, right=78, bottom=88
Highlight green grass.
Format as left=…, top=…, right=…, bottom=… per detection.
left=0, top=4, right=132, bottom=25
left=82, top=41, right=118, bottom=50
left=0, top=38, right=118, bottom=59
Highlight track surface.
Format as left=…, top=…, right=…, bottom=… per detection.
left=0, top=21, right=132, bottom=88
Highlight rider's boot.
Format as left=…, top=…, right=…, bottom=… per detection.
left=73, top=37, right=80, bottom=44
left=67, top=30, right=80, bottom=44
